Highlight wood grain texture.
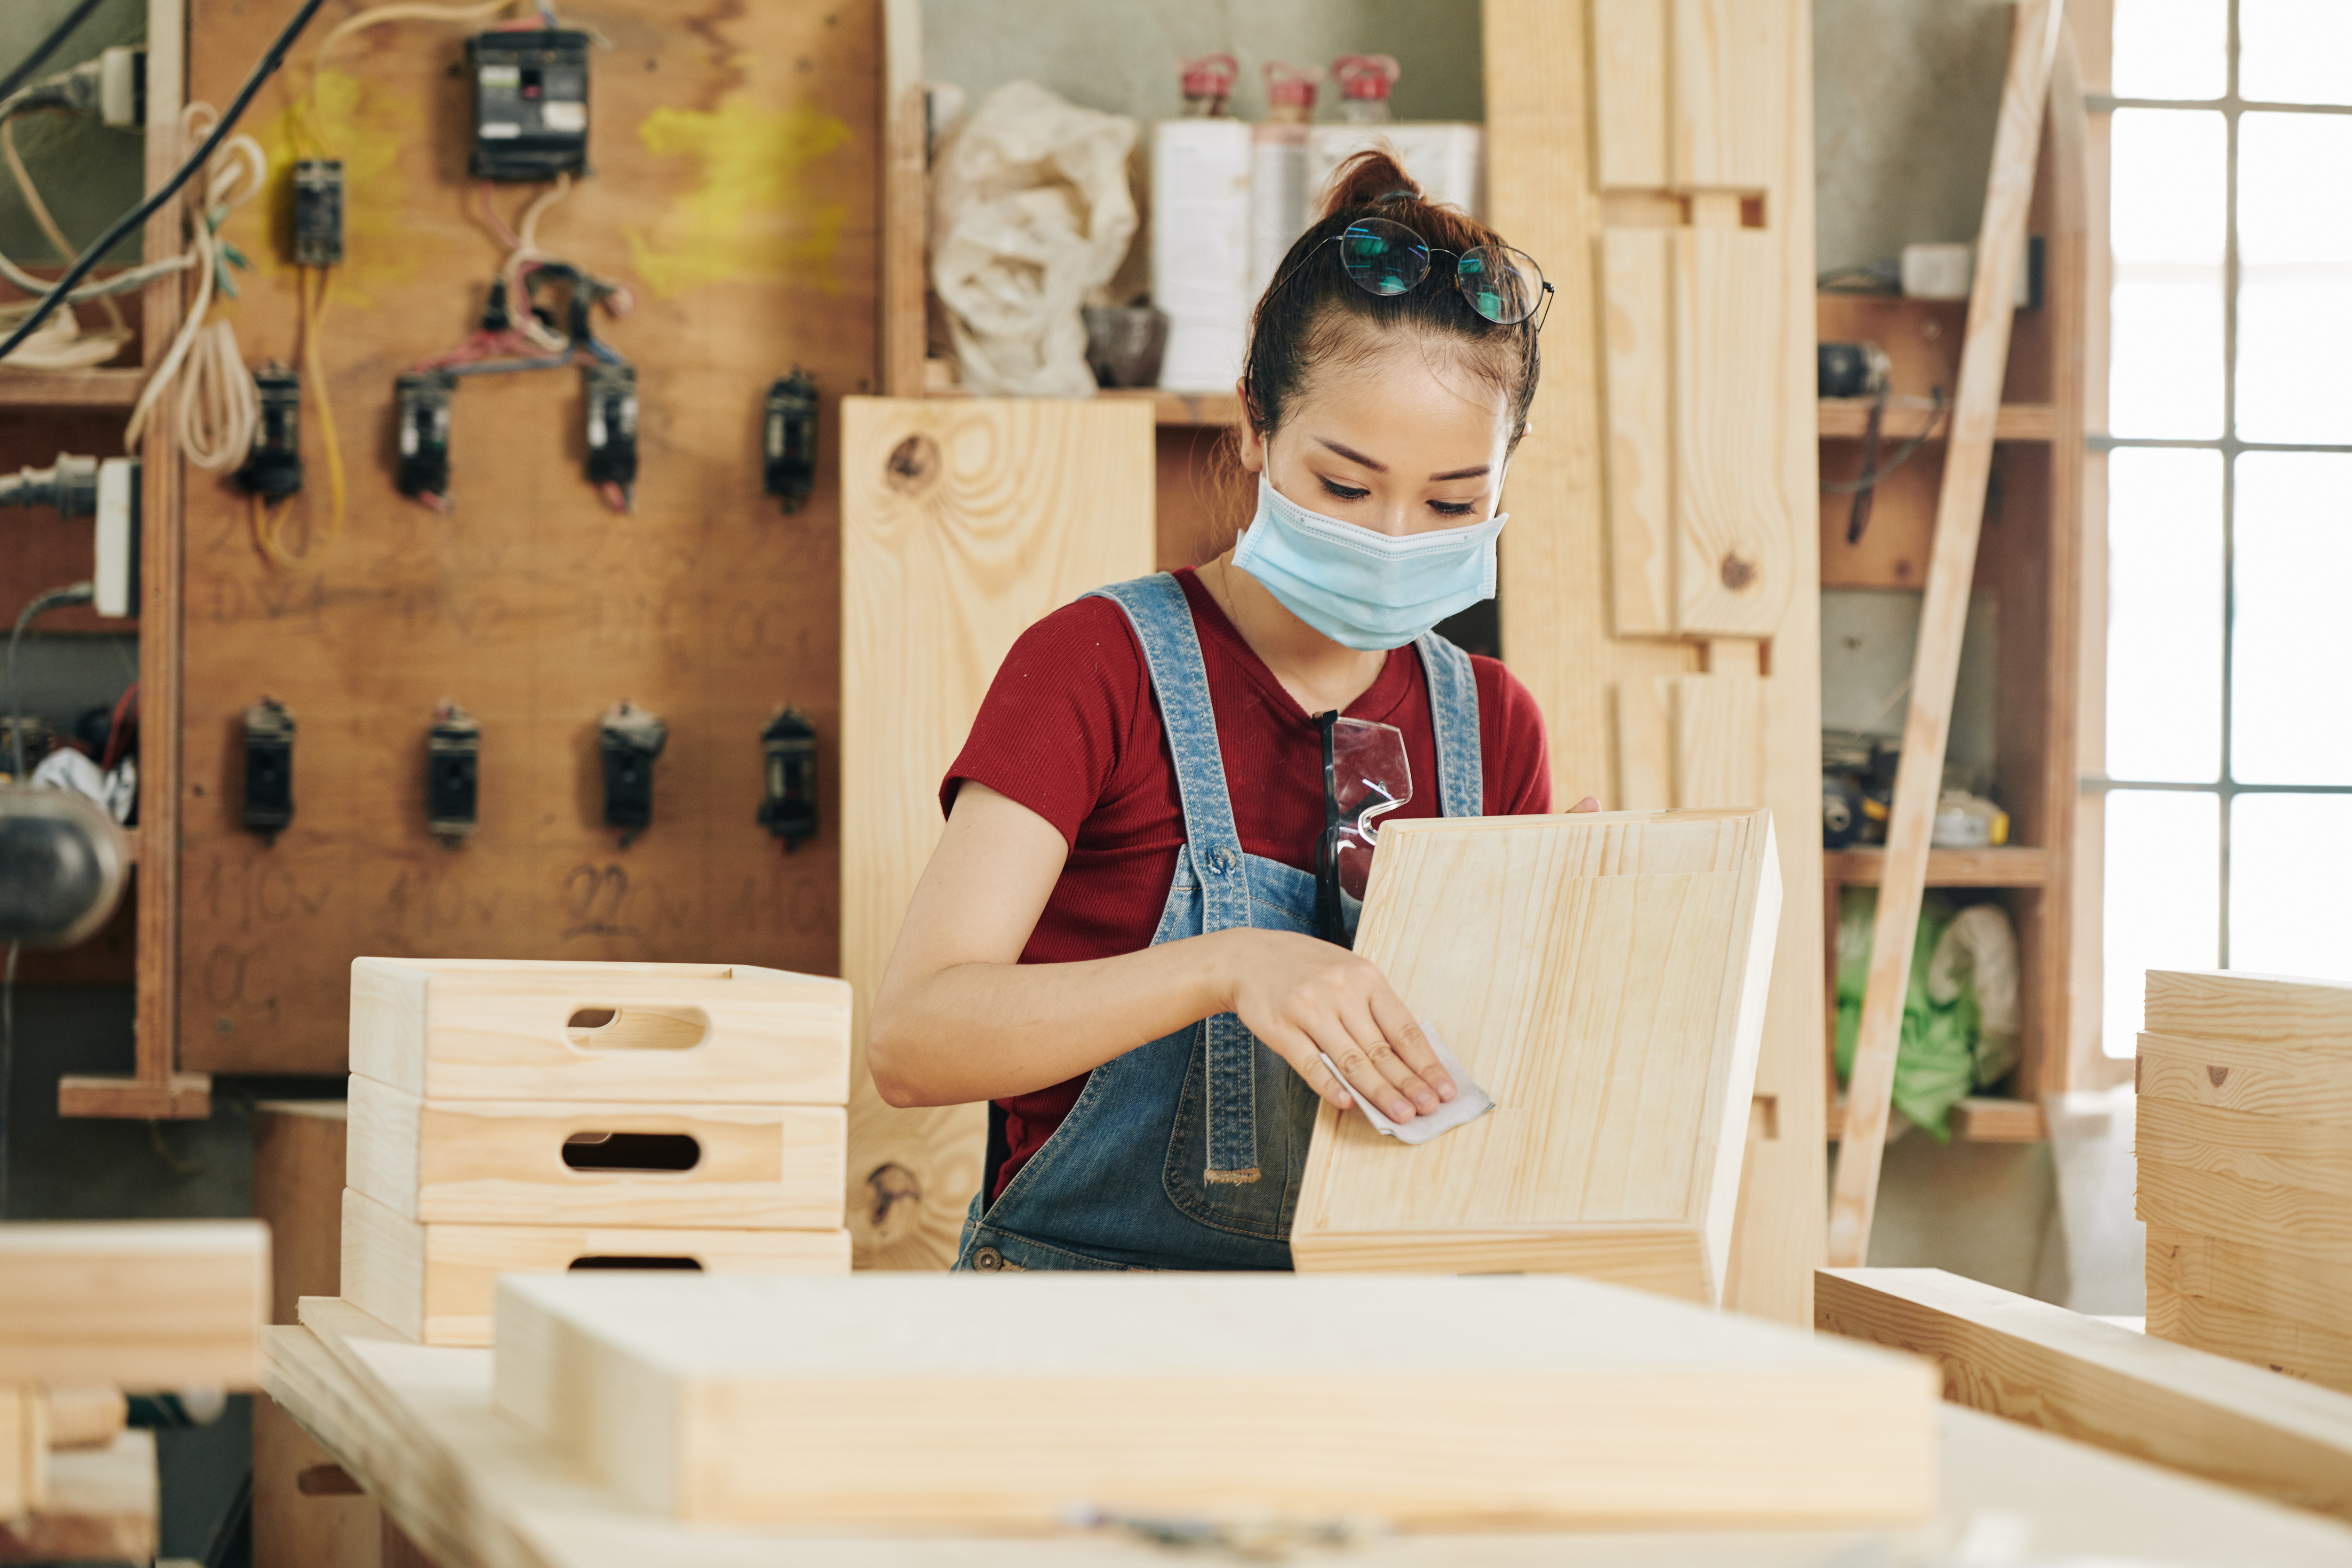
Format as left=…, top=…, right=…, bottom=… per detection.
left=255, top=1100, right=351, bottom=1325
left=1614, top=677, right=1673, bottom=811
left=349, top=958, right=851, bottom=1105
left=339, top=1186, right=847, bottom=1347
left=176, top=0, right=878, bottom=1079
left=40, top=1388, right=126, bottom=1452
left=1293, top=810, right=1780, bottom=1300
left=2139, top=1031, right=2352, bottom=1122
left=1669, top=0, right=1787, bottom=192
left=255, top=1393, right=381, bottom=1568
left=345, top=1077, right=845, bottom=1229
left=2145, top=1227, right=2352, bottom=1362
left=1818, top=1267, right=2352, bottom=1522
left=2147, top=1287, right=2352, bottom=1397
left=0, top=1221, right=267, bottom=1387
left=2145, top=970, right=2352, bottom=1055
left=0, top=1429, right=155, bottom=1565
left=1829, top=0, right=2066, bottom=1269
left=0, top=1390, right=43, bottom=1516
left=1672, top=229, right=1796, bottom=636
left=1600, top=228, right=1676, bottom=636
left=2137, top=1097, right=2352, bottom=1202
left=2136, top=1158, right=2352, bottom=1268
left=879, top=0, right=925, bottom=397
left=1671, top=673, right=1765, bottom=809
left=1592, top=0, right=1669, bottom=189
left=840, top=396, right=1155, bottom=1269
left=491, top=1271, right=1936, bottom=1528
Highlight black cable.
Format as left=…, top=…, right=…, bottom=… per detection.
left=0, top=0, right=332, bottom=365
left=0, top=0, right=108, bottom=108
left=0, top=940, right=16, bottom=1220
left=9, top=582, right=94, bottom=780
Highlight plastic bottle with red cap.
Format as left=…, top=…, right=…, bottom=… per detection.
left=1331, top=53, right=1399, bottom=125
left=1177, top=52, right=1238, bottom=118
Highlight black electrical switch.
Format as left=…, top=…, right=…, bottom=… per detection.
left=467, top=29, right=590, bottom=182
left=756, top=707, right=818, bottom=850
left=597, top=700, right=665, bottom=844
left=241, top=697, right=295, bottom=845
left=292, top=159, right=344, bottom=267
left=236, top=364, right=303, bottom=501
left=427, top=700, right=480, bottom=845
left=395, top=370, right=456, bottom=509
left=583, top=360, right=637, bottom=505
left=762, top=369, right=817, bottom=515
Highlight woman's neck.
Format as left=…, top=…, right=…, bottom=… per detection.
left=1199, top=553, right=1388, bottom=716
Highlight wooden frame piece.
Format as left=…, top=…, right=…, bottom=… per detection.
left=0, top=1221, right=267, bottom=1388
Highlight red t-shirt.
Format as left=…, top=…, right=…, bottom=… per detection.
left=942, top=568, right=1553, bottom=1197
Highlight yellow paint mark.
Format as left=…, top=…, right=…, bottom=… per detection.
left=627, top=96, right=853, bottom=298
left=242, top=69, right=440, bottom=308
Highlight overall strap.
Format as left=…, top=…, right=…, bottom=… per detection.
left=1414, top=629, right=1486, bottom=818
left=1085, top=574, right=1263, bottom=1184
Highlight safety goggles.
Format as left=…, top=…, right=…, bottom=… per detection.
left=1315, top=217, right=1553, bottom=328
left=1313, top=712, right=1413, bottom=946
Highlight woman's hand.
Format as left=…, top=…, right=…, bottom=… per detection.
left=1207, top=928, right=1454, bottom=1124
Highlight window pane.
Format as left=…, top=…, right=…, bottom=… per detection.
left=2112, top=0, right=2227, bottom=98
left=2241, top=0, right=2352, bottom=106
left=2237, top=116, right=2352, bottom=442
left=2103, top=790, right=2221, bottom=1055
left=2234, top=453, right=2352, bottom=784
left=2110, top=110, right=2225, bottom=438
left=2107, top=449, right=2223, bottom=782
left=2231, top=794, right=2352, bottom=981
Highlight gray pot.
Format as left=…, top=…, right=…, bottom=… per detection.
left=1082, top=305, right=1170, bottom=389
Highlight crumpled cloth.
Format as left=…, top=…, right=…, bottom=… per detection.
left=1321, top=1023, right=1495, bottom=1146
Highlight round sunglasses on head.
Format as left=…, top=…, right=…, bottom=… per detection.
left=1327, top=216, right=1552, bottom=328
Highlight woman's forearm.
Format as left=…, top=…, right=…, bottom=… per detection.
left=868, top=931, right=1236, bottom=1108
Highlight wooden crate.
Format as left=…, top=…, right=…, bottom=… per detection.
left=490, top=1271, right=1937, bottom=1528
left=1292, top=809, right=1780, bottom=1300
left=345, top=1076, right=845, bottom=1229
left=350, top=958, right=850, bottom=1106
left=340, top=1188, right=846, bottom=1347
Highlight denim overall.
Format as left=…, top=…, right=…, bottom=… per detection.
left=952, top=572, right=1485, bottom=1273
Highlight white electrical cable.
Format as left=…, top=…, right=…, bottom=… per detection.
left=175, top=319, right=258, bottom=470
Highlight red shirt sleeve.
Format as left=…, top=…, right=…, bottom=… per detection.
left=1472, top=654, right=1553, bottom=815
left=940, top=596, right=1151, bottom=848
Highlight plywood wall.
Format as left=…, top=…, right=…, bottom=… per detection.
left=179, top=0, right=878, bottom=1074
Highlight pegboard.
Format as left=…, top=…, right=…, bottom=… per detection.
left=180, top=0, right=877, bottom=1075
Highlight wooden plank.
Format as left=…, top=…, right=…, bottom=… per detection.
left=1821, top=847, right=2053, bottom=887
left=879, top=0, right=924, bottom=397
left=1669, top=0, right=1786, bottom=192
left=1817, top=401, right=2059, bottom=440
left=0, top=1221, right=267, bottom=1387
left=2145, top=1227, right=2352, bottom=1363
left=0, top=1389, right=43, bottom=1515
left=255, top=1394, right=381, bottom=1568
left=1613, top=678, right=1673, bottom=811
left=344, top=1077, right=844, bottom=1230
left=1591, top=0, right=1669, bottom=189
left=1599, top=229, right=1675, bottom=636
left=256, top=1100, right=350, bottom=1325
left=2136, top=1157, right=2352, bottom=1269
left=1670, top=673, right=1764, bottom=808
left=1292, top=810, right=1780, bottom=1300
left=0, top=1430, right=156, bottom=1565
left=1671, top=228, right=1795, bottom=636
left=2145, top=970, right=2352, bottom=1055
left=56, top=1072, right=211, bottom=1119
left=2137, top=1097, right=2352, bottom=1202
left=177, top=0, right=878, bottom=1080
left=348, top=958, right=851, bottom=1106
left=492, top=1271, right=1936, bottom=1528
left=340, top=1186, right=847, bottom=1347
left=1817, top=1267, right=2352, bottom=1523
left=0, top=368, right=148, bottom=408
left=2148, top=1286, right=2352, bottom=1397
left=1828, top=0, right=2067, bottom=1270
left=839, top=396, right=1156, bottom=1269
left=2139, top=1031, right=2352, bottom=1123
left=41, top=1387, right=126, bottom=1451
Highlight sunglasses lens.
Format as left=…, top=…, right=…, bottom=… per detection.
left=1339, top=219, right=1431, bottom=297
left=1458, top=245, right=1544, bottom=324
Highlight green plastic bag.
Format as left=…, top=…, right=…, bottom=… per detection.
left=1834, top=888, right=1977, bottom=1141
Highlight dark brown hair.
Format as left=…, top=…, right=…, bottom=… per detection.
left=1240, top=148, right=1541, bottom=446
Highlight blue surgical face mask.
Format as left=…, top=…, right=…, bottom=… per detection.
left=1231, top=472, right=1507, bottom=651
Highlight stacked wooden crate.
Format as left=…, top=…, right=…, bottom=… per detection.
left=2137, top=969, right=2352, bottom=1393
left=340, top=958, right=853, bottom=1346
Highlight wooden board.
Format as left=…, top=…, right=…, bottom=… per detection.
left=2145, top=1226, right=2352, bottom=1354
left=2145, top=970, right=2352, bottom=1054
left=0, top=1389, right=41, bottom=1516
left=340, top=1186, right=846, bottom=1347
left=177, top=0, right=880, bottom=1078
left=0, top=1430, right=156, bottom=1565
left=1591, top=0, right=1669, bottom=189
left=256, top=1099, right=352, bottom=1325
left=491, top=1270, right=1935, bottom=1528
left=1817, top=1267, right=2352, bottom=1523
left=839, top=396, right=1156, bottom=1268
left=2137, top=1096, right=2352, bottom=1202
left=256, top=1393, right=381, bottom=1568
left=1669, top=0, right=1788, bottom=192
left=1671, top=226, right=1795, bottom=636
left=1600, top=228, right=1676, bottom=638
left=0, top=1220, right=267, bottom=1387
left=2147, top=1284, right=2352, bottom=1397
left=1671, top=673, right=1765, bottom=808
left=1291, top=810, right=1780, bottom=1300
left=2136, top=1158, right=2352, bottom=1269
left=350, top=958, right=850, bottom=1106
left=2139, top=1031, right=2352, bottom=1123
left=345, top=1077, right=843, bottom=1229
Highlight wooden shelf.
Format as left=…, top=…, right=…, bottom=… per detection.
left=1822, top=846, right=2052, bottom=887
left=1826, top=1094, right=2048, bottom=1144
left=922, top=379, right=1242, bottom=427
left=0, top=368, right=145, bottom=410
left=1818, top=399, right=2058, bottom=441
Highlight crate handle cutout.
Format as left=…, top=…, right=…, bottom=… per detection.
left=560, top=1132, right=703, bottom=1173
left=562, top=1004, right=710, bottom=1053
left=566, top=1255, right=705, bottom=1271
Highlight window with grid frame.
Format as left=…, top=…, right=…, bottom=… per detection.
left=2100, top=0, right=2352, bottom=1056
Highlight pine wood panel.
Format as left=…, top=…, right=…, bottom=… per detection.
left=344, top=1077, right=844, bottom=1229
left=0, top=1221, right=267, bottom=1387
left=2147, top=1287, right=2352, bottom=1397
left=2145, top=970, right=2352, bottom=1054
left=1591, top=0, right=1669, bottom=189
left=2145, top=1227, right=2352, bottom=1362
left=349, top=958, right=850, bottom=1105
left=1672, top=673, right=1765, bottom=808
left=839, top=396, right=1155, bottom=1269
left=1673, top=227, right=1796, bottom=636
left=1293, top=810, right=1780, bottom=1300
left=2138, top=1031, right=2352, bottom=1123
left=1669, top=0, right=1787, bottom=192
left=339, top=1186, right=846, bottom=1347
left=0, top=1430, right=156, bottom=1565
left=490, top=1270, right=1935, bottom=1528
left=255, top=1100, right=350, bottom=1325
left=1817, top=1267, right=2352, bottom=1523
left=2137, top=1097, right=2352, bottom=1203
left=1600, top=228, right=1675, bottom=636
left=0, top=1390, right=42, bottom=1516
left=176, top=0, right=879, bottom=1078
left=2136, top=1158, right=2352, bottom=1269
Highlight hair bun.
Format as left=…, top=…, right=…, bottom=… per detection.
left=1317, top=148, right=1423, bottom=222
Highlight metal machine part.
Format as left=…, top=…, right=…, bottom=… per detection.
left=0, top=787, right=129, bottom=947
left=1817, top=341, right=1891, bottom=400
left=756, top=707, right=817, bottom=850
left=241, top=697, right=295, bottom=844
left=426, top=700, right=480, bottom=845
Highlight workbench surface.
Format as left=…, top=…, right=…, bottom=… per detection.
left=267, top=1298, right=2352, bottom=1568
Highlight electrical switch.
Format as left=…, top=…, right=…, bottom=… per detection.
left=756, top=707, right=818, bottom=850
left=467, top=29, right=591, bottom=182
left=395, top=370, right=456, bottom=510
left=582, top=360, right=637, bottom=508
left=597, top=700, right=665, bottom=844
left=762, top=369, right=817, bottom=515
left=292, top=159, right=345, bottom=267
left=427, top=700, right=480, bottom=845
left=236, top=363, right=303, bottom=502
left=241, top=697, right=295, bottom=845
